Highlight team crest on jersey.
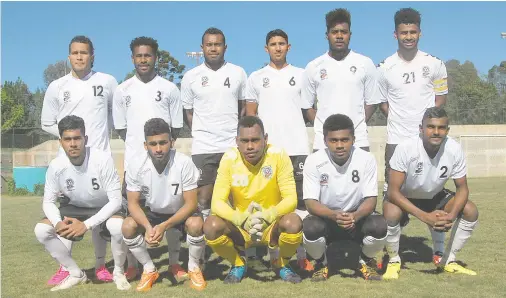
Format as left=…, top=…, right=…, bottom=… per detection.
left=261, top=166, right=273, bottom=179
left=141, top=186, right=150, bottom=198
left=320, top=69, right=328, bottom=80
left=65, top=178, right=75, bottom=191
left=125, top=95, right=131, bottom=107
left=320, top=173, right=329, bottom=185
left=415, top=162, right=424, bottom=175
left=63, top=91, right=71, bottom=103
left=201, top=76, right=209, bottom=87
left=350, top=66, right=357, bottom=74
left=422, top=66, right=430, bottom=78
left=262, top=77, right=270, bottom=88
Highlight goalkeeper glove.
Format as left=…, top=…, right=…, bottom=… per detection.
left=251, top=207, right=278, bottom=225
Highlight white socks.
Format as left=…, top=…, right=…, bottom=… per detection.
left=187, top=234, right=205, bottom=271
left=446, top=219, right=478, bottom=264
left=386, top=224, right=401, bottom=263
left=105, top=218, right=128, bottom=275
left=303, top=234, right=327, bottom=265
left=123, top=235, right=155, bottom=273
left=34, top=223, right=82, bottom=277
left=362, top=235, right=387, bottom=259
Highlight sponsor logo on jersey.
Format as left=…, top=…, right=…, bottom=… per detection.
left=320, top=173, right=329, bottom=185
left=320, top=69, right=328, bottom=80
left=415, top=161, right=423, bottom=175
left=125, top=95, right=131, bottom=107
left=350, top=66, right=357, bottom=74
left=316, top=161, right=329, bottom=169
left=202, top=76, right=209, bottom=87
left=261, top=165, right=273, bottom=179
left=63, top=91, right=71, bottom=103
left=141, top=186, right=150, bottom=198
left=262, top=77, right=270, bottom=88
left=65, top=178, right=75, bottom=191
left=422, top=66, right=430, bottom=78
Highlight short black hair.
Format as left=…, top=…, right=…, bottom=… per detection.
left=69, top=35, right=94, bottom=56
left=323, top=114, right=354, bottom=137
left=202, top=27, right=226, bottom=45
left=130, top=36, right=159, bottom=56
left=422, top=107, right=449, bottom=124
left=144, top=118, right=171, bottom=139
left=58, top=115, right=85, bottom=137
left=325, top=8, right=351, bottom=31
left=237, top=116, right=265, bottom=136
left=266, top=29, right=288, bottom=45
left=394, top=8, right=421, bottom=29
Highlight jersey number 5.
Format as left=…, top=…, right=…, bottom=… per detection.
left=91, top=178, right=100, bottom=190
left=172, top=183, right=180, bottom=195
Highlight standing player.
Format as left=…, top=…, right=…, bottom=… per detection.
left=113, top=36, right=185, bottom=281
left=34, top=115, right=130, bottom=291
left=40, top=35, right=127, bottom=284
left=121, top=118, right=206, bottom=291
left=377, top=8, right=449, bottom=264
left=383, top=107, right=478, bottom=279
left=244, top=29, right=312, bottom=272
left=301, top=9, right=380, bottom=152
left=204, top=116, right=303, bottom=284
left=181, top=27, right=248, bottom=222
left=302, top=114, right=387, bottom=281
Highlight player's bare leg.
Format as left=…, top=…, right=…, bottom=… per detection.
left=122, top=217, right=159, bottom=292
left=185, top=216, right=207, bottom=290
left=269, top=213, right=303, bottom=283
left=204, top=215, right=247, bottom=284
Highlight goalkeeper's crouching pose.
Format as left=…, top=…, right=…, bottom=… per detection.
left=203, top=116, right=303, bottom=284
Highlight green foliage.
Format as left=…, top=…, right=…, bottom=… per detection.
left=4, top=176, right=43, bottom=196
left=121, top=49, right=186, bottom=85
left=43, top=60, right=71, bottom=88
left=1, top=88, right=25, bottom=130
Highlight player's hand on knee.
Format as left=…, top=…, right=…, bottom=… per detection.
left=424, top=211, right=449, bottom=231
left=151, top=225, right=165, bottom=244
left=144, top=225, right=159, bottom=247
left=335, top=211, right=355, bottom=229
left=435, top=212, right=454, bottom=232
left=58, top=217, right=88, bottom=240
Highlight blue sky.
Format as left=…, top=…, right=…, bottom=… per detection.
left=2, top=1, right=505, bottom=91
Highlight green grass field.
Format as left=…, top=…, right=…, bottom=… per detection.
left=2, top=177, right=506, bottom=298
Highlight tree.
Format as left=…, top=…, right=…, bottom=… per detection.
left=43, top=60, right=71, bottom=88
left=1, top=79, right=34, bottom=128
left=1, top=88, right=24, bottom=130
left=488, top=61, right=506, bottom=95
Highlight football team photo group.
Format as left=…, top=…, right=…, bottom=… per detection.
left=27, top=6, right=481, bottom=294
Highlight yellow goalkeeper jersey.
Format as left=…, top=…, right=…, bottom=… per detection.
left=211, top=145, right=297, bottom=222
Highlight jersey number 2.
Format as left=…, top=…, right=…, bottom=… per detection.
left=91, top=178, right=100, bottom=190
left=439, top=166, right=448, bottom=178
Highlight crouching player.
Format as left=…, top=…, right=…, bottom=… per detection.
left=34, top=115, right=130, bottom=291
left=204, top=116, right=303, bottom=284
left=302, top=114, right=387, bottom=281
left=383, top=107, right=479, bottom=279
left=121, top=118, right=206, bottom=291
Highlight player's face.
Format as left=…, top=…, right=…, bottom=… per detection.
left=265, top=36, right=290, bottom=64
left=236, top=125, right=268, bottom=165
left=60, top=129, right=87, bottom=160
left=202, top=34, right=226, bottom=64
left=326, top=23, right=351, bottom=52
left=132, top=45, right=157, bottom=76
left=145, top=133, right=172, bottom=164
left=395, top=24, right=421, bottom=51
left=68, top=42, right=93, bottom=73
left=420, top=117, right=450, bottom=147
left=324, top=129, right=355, bottom=164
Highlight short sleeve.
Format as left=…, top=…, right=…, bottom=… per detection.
left=451, top=145, right=467, bottom=179
left=245, top=74, right=258, bottom=103
left=302, top=155, right=321, bottom=201
left=181, top=157, right=200, bottom=191
left=300, top=66, right=317, bottom=109
left=362, top=154, right=378, bottom=198
left=389, top=144, right=408, bottom=173
left=433, top=59, right=448, bottom=95
left=168, top=86, right=184, bottom=128
left=181, top=73, right=195, bottom=109
left=112, top=87, right=127, bottom=129
left=363, top=59, right=381, bottom=105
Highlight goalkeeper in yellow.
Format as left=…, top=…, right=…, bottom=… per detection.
left=203, top=116, right=303, bottom=284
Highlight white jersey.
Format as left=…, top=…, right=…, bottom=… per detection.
left=245, top=64, right=309, bottom=156
left=43, top=147, right=122, bottom=228
left=113, top=75, right=183, bottom=169
left=303, top=147, right=378, bottom=212
left=181, top=62, right=247, bottom=155
left=41, top=71, right=118, bottom=154
left=377, top=50, right=448, bottom=144
left=126, top=150, right=200, bottom=214
left=389, top=136, right=466, bottom=200
left=301, top=51, right=380, bottom=150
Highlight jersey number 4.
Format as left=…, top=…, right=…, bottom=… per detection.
left=224, top=77, right=230, bottom=88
